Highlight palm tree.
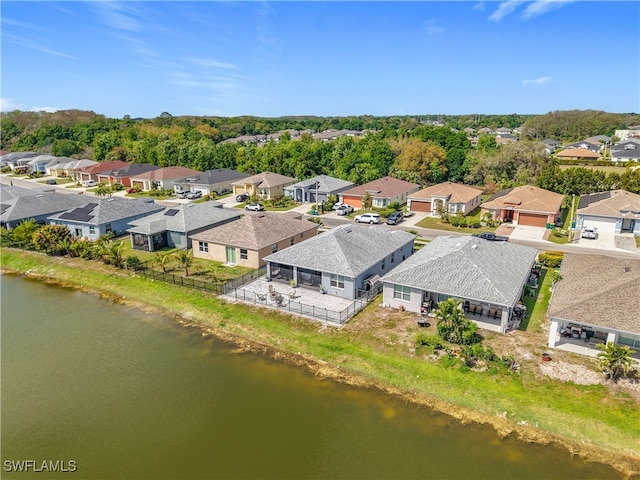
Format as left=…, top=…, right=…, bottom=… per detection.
left=434, top=298, right=479, bottom=345
left=596, top=343, right=636, bottom=383
left=175, top=250, right=194, bottom=277
left=153, top=251, right=174, bottom=273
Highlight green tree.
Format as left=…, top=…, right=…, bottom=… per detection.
left=94, top=184, right=112, bottom=198
left=51, top=139, right=82, bottom=157
left=434, top=298, right=480, bottom=345
left=32, top=224, right=72, bottom=254
left=391, top=138, right=447, bottom=185
left=10, top=219, right=39, bottom=247
left=175, top=250, right=194, bottom=277
left=596, top=343, right=636, bottom=383
left=153, top=251, right=174, bottom=273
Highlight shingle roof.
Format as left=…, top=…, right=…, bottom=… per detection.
left=382, top=236, right=538, bottom=307
left=127, top=202, right=241, bottom=235
left=230, top=171, right=297, bottom=188
left=480, top=185, right=563, bottom=214
left=409, top=182, right=483, bottom=203
left=192, top=211, right=317, bottom=250
left=103, top=164, right=160, bottom=179
left=548, top=254, right=640, bottom=334
left=1, top=192, right=95, bottom=224
left=556, top=148, right=600, bottom=159
left=129, top=166, right=202, bottom=181
left=577, top=189, right=640, bottom=218
left=286, top=174, right=355, bottom=192
left=49, top=197, right=163, bottom=225
left=0, top=152, right=38, bottom=164
left=176, top=168, right=250, bottom=185
left=340, top=176, right=420, bottom=199
left=264, top=224, right=415, bottom=278
left=76, top=160, right=129, bottom=174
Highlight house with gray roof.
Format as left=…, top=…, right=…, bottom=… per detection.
left=284, top=174, right=355, bottom=204
left=0, top=152, right=38, bottom=171
left=49, top=159, right=97, bottom=178
left=173, top=168, right=250, bottom=196
left=231, top=171, right=297, bottom=200
left=382, top=235, right=538, bottom=333
left=576, top=189, right=640, bottom=235
left=48, top=197, right=163, bottom=240
left=26, top=155, right=59, bottom=174
left=192, top=212, right=318, bottom=268
left=547, top=254, right=640, bottom=359
left=127, top=202, right=242, bottom=252
left=1, top=188, right=94, bottom=229
left=264, top=224, right=415, bottom=300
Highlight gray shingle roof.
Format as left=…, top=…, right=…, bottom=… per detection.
left=548, top=254, right=640, bottom=334
left=127, top=202, right=241, bottom=235
left=175, top=168, right=250, bottom=186
left=264, top=224, right=415, bottom=278
left=1, top=192, right=95, bottom=224
left=382, top=236, right=538, bottom=307
left=286, top=174, right=355, bottom=193
left=49, top=197, right=163, bottom=225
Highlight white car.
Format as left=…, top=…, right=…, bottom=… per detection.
left=335, top=205, right=354, bottom=216
left=581, top=227, right=597, bottom=239
left=81, top=180, right=98, bottom=188
left=354, top=213, right=381, bottom=224
left=186, top=190, right=203, bottom=200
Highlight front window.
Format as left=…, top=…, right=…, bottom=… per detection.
left=272, top=244, right=278, bottom=253
left=199, top=242, right=209, bottom=253
left=105, top=223, right=112, bottom=233
left=89, top=226, right=95, bottom=235
left=393, top=285, right=411, bottom=301
left=290, top=237, right=295, bottom=246
left=240, top=249, right=248, bottom=260
left=330, top=274, right=345, bottom=289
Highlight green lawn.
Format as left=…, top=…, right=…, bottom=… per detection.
left=518, top=267, right=554, bottom=333
left=415, top=207, right=494, bottom=234
left=38, top=177, right=73, bottom=185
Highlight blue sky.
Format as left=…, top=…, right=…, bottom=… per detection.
left=2, top=1, right=639, bottom=119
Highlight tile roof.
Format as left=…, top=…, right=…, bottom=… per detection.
left=481, top=185, right=563, bottom=214
left=556, top=148, right=600, bottom=159
left=548, top=254, right=640, bottom=334
left=129, top=166, right=202, bottom=181
left=577, top=189, right=640, bottom=218
left=191, top=211, right=317, bottom=250
left=382, top=235, right=538, bottom=307
left=409, top=182, right=483, bottom=203
left=264, top=224, right=415, bottom=278
left=340, top=176, right=420, bottom=199
left=49, top=197, right=163, bottom=225
left=127, top=202, right=241, bottom=235
left=230, top=171, right=297, bottom=188
left=286, top=174, right=355, bottom=192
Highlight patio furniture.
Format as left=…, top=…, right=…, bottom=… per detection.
left=256, top=293, right=267, bottom=302
left=416, top=318, right=430, bottom=328
left=488, top=307, right=497, bottom=319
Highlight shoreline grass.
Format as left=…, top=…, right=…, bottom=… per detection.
left=2, top=248, right=639, bottom=476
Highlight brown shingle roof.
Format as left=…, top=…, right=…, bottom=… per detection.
left=578, top=189, right=640, bottom=218
left=191, top=211, right=317, bottom=250
left=230, top=171, right=297, bottom=188
left=341, top=176, right=420, bottom=199
left=76, top=160, right=129, bottom=174
left=409, top=182, right=483, bottom=203
left=481, top=185, right=563, bottom=214
left=556, top=148, right=600, bottom=159
left=548, top=254, right=640, bottom=334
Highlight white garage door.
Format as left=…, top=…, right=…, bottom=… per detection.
left=580, top=216, right=617, bottom=233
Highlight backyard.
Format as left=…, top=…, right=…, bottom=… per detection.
left=415, top=207, right=495, bottom=234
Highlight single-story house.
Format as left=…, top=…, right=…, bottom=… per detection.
left=576, top=190, right=640, bottom=235
left=480, top=185, right=564, bottom=227
left=264, top=224, right=415, bottom=300
left=191, top=212, right=318, bottom=268
left=127, top=202, right=242, bottom=252
left=340, top=176, right=421, bottom=209
left=0, top=152, right=38, bottom=171
left=1, top=188, right=94, bottom=229
left=547, top=254, right=640, bottom=357
left=95, top=163, right=161, bottom=188
left=231, top=172, right=297, bottom=200
left=556, top=148, right=601, bottom=161
left=563, top=141, right=602, bottom=153
left=408, top=182, right=483, bottom=216
left=49, top=159, right=97, bottom=178
left=542, top=139, right=562, bottom=154
left=611, top=149, right=640, bottom=163
left=25, top=155, right=59, bottom=174
left=75, top=161, right=129, bottom=183
left=48, top=197, right=164, bottom=240
left=173, top=168, right=251, bottom=196
left=382, top=235, right=538, bottom=333
left=284, top=174, right=355, bottom=204
left=128, top=166, right=202, bottom=192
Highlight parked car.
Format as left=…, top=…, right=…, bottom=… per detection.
left=335, top=205, right=354, bottom=216
left=186, top=190, right=203, bottom=200
left=332, top=202, right=350, bottom=211
left=472, top=232, right=509, bottom=242
left=81, top=180, right=98, bottom=188
left=176, top=191, right=188, bottom=199
left=245, top=203, right=265, bottom=211
left=386, top=211, right=404, bottom=225
left=236, top=193, right=249, bottom=202
left=354, top=213, right=381, bottom=224
left=581, top=227, right=597, bottom=239
left=403, top=210, right=414, bottom=218
left=45, top=179, right=57, bottom=185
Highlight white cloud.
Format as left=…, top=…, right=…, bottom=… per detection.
left=29, top=106, right=58, bottom=113
left=3, top=33, right=78, bottom=60
left=188, top=57, right=238, bottom=70
left=522, top=76, right=552, bottom=86
left=94, top=1, right=143, bottom=32
left=489, top=1, right=524, bottom=21
left=0, top=98, right=22, bottom=112
left=424, top=19, right=445, bottom=35
left=472, top=2, right=486, bottom=11
left=521, top=1, right=575, bottom=20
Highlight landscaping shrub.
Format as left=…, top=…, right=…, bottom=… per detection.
left=539, top=251, right=564, bottom=268
left=112, top=183, right=125, bottom=191
left=415, top=333, right=444, bottom=350
left=468, top=221, right=481, bottom=228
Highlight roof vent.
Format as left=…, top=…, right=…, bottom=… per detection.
left=623, top=266, right=631, bottom=273
left=471, top=244, right=478, bottom=249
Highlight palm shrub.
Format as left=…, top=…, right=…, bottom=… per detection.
left=175, top=250, right=194, bottom=277
left=434, top=298, right=481, bottom=345
left=596, top=342, right=636, bottom=382
left=10, top=219, right=39, bottom=248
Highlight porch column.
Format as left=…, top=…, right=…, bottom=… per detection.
left=147, top=236, right=153, bottom=252
left=606, top=332, right=617, bottom=344
left=266, top=262, right=272, bottom=281
left=548, top=320, right=560, bottom=348
left=292, top=266, right=298, bottom=287
left=500, top=310, right=508, bottom=333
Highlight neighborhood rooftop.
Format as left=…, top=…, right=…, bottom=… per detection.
left=577, top=189, right=640, bottom=217
left=481, top=185, right=564, bottom=214
left=127, top=202, right=241, bottom=235
left=49, top=197, right=163, bottom=225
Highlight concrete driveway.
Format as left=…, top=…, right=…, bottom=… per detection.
left=508, top=225, right=548, bottom=241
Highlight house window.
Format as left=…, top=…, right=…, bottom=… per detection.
left=272, top=244, right=278, bottom=253
left=290, top=237, right=295, bottom=246
left=391, top=252, right=395, bottom=264
left=240, top=249, right=248, bottom=260
left=199, top=242, right=209, bottom=253
left=330, top=274, right=345, bottom=289
left=105, top=223, right=112, bottom=234
left=381, top=259, right=385, bottom=270
left=393, top=285, right=411, bottom=301
left=89, top=226, right=95, bottom=235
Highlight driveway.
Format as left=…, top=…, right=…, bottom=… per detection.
left=507, top=225, right=548, bottom=242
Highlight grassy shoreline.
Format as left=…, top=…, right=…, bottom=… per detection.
left=2, top=248, right=639, bottom=477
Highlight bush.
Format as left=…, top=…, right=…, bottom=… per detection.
left=112, top=183, right=125, bottom=191
left=125, top=255, right=143, bottom=270
left=449, top=215, right=467, bottom=228
left=415, top=333, right=444, bottom=350
left=539, top=251, right=564, bottom=268
left=468, top=221, right=481, bottom=228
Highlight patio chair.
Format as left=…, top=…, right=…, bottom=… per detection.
left=256, top=293, right=267, bottom=302
left=488, top=307, right=497, bottom=319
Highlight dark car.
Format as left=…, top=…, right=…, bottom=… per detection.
left=386, top=211, right=404, bottom=225
left=236, top=193, right=249, bottom=202
left=472, top=232, right=509, bottom=242
left=45, top=179, right=57, bottom=185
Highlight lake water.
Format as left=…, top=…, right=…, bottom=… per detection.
left=1, top=274, right=621, bottom=479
